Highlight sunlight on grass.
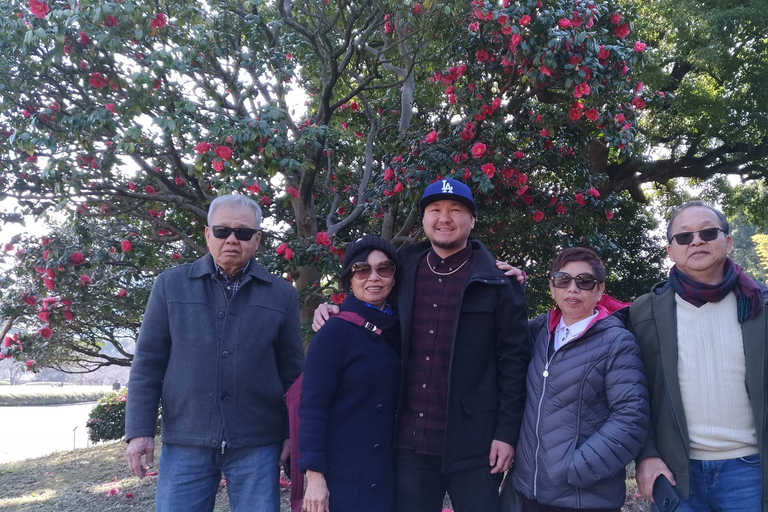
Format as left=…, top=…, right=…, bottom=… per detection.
left=0, top=488, right=57, bottom=507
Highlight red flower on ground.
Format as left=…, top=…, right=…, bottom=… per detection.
left=121, top=240, right=132, bottom=252
left=29, top=0, right=49, bottom=18
left=214, top=146, right=233, bottom=161
left=315, top=232, right=332, bottom=247
left=471, top=142, right=486, bottom=158
left=40, top=327, right=53, bottom=339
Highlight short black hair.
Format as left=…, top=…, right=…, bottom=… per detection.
left=666, top=202, right=729, bottom=243
left=550, top=247, right=606, bottom=283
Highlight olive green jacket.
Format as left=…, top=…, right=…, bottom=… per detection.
left=628, top=282, right=768, bottom=510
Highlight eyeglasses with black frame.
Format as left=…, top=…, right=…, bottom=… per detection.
left=211, top=226, right=260, bottom=241
left=669, top=227, right=724, bottom=246
left=550, top=271, right=600, bottom=290
left=351, top=261, right=396, bottom=280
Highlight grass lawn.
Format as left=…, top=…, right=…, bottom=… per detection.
left=0, top=386, right=111, bottom=406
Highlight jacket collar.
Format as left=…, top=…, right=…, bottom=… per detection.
left=188, top=253, right=275, bottom=284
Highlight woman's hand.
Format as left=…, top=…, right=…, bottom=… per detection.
left=303, top=470, right=330, bottom=512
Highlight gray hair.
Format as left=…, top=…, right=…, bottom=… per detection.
left=666, top=201, right=729, bottom=243
left=207, top=194, right=263, bottom=228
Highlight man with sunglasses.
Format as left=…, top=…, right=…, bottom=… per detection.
left=126, top=194, right=304, bottom=512
left=314, top=178, right=530, bottom=512
left=629, top=201, right=768, bottom=511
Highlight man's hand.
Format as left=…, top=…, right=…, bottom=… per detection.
left=279, top=439, right=291, bottom=467
left=489, top=440, right=515, bottom=474
left=311, top=304, right=340, bottom=332
left=303, top=470, right=330, bottom=512
left=126, top=436, right=155, bottom=478
left=636, top=457, right=676, bottom=501
left=495, top=261, right=526, bottom=284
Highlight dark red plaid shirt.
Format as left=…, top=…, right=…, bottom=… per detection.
left=397, top=245, right=473, bottom=455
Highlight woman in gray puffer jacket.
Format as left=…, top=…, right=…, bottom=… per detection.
left=512, top=248, right=650, bottom=512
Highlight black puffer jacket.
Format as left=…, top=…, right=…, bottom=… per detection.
left=513, top=306, right=649, bottom=509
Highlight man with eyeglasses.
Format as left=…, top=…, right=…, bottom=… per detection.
left=126, top=194, right=304, bottom=512
left=314, top=178, right=530, bottom=512
left=629, top=201, right=768, bottom=511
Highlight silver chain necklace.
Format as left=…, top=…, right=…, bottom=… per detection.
left=427, top=253, right=471, bottom=276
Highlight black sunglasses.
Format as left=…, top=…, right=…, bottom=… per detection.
left=550, top=272, right=599, bottom=290
left=351, top=261, right=396, bottom=280
left=670, top=227, right=724, bottom=245
left=211, top=226, right=260, bottom=241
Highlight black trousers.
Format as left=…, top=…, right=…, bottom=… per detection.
left=396, top=449, right=503, bottom=512
left=523, top=497, right=621, bottom=512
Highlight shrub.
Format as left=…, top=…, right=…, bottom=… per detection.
left=86, top=388, right=128, bottom=443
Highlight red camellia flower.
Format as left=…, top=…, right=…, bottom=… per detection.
left=145, top=185, right=155, bottom=194
left=214, top=146, right=233, bottom=161
left=63, top=309, right=73, bottom=321
left=614, top=23, right=630, bottom=39
left=634, top=41, right=646, bottom=53
left=172, top=253, right=181, bottom=260
left=151, top=12, right=167, bottom=28
left=40, top=327, right=53, bottom=339
left=412, top=3, right=422, bottom=14
left=117, top=288, right=127, bottom=297
left=393, top=182, right=404, bottom=193
left=26, top=359, right=37, bottom=367
left=568, top=106, right=583, bottom=121
left=105, top=103, right=116, bottom=113
left=29, top=0, right=49, bottom=18
left=585, top=108, right=599, bottom=121
left=615, top=113, right=626, bottom=124
left=330, top=292, right=346, bottom=305
left=519, top=14, right=531, bottom=26
left=284, top=248, right=294, bottom=260
left=558, top=18, right=572, bottom=29
left=212, top=158, right=224, bottom=172
left=80, top=275, right=92, bottom=285
left=532, top=211, right=544, bottom=222
left=121, top=240, right=133, bottom=252
left=514, top=150, right=525, bottom=159
left=471, top=142, right=486, bottom=158
left=103, top=15, right=119, bottom=27
left=79, top=31, right=90, bottom=45
left=276, top=243, right=288, bottom=255
left=610, top=12, right=622, bottom=25
left=573, top=83, right=591, bottom=98
left=575, top=193, right=586, bottom=205
left=315, top=232, right=332, bottom=247
left=481, top=163, right=496, bottom=178
left=497, top=13, right=509, bottom=25
left=587, top=187, right=600, bottom=198
left=384, top=21, right=394, bottom=33
left=89, top=73, right=109, bottom=88
left=424, top=130, right=438, bottom=144
left=606, top=210, right=614, bottom=220
left=194, top=141, right=213, bottom=153
left=631, top=96, right=646, bottom=109
left=70, top=252, right=85, bottom=265
left=261, top=195, right=271, bottom=205
left=510, top=33, right=522, bottom=48
left=475, top=50, right=490, bottom=63
left=384, top=168, right=395, bottom=180
left=286, top=186, right=300, bottom=199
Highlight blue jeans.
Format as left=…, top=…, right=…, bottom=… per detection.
left=678, top=454, right=762, bottom=512
left=155, top=442, right=281, bottom=512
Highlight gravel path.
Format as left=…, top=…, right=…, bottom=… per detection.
left=0, top=403, right=97, bottom=463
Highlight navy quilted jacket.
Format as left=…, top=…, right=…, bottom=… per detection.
left=513, top=306, right=650, bottom=509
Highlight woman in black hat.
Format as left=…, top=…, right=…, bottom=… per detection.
left=299, top=235, right=401, bottom=512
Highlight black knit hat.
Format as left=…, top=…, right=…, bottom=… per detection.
left=340, top=235, right=398, bottom=291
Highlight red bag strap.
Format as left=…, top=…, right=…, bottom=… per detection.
left=335, top=310, right=382, bottom=335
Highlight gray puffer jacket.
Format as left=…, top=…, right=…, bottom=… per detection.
left=513, top=305, right=650, bottom=509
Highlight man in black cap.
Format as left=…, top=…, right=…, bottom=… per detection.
left=314, top=178, right=530, bottom=512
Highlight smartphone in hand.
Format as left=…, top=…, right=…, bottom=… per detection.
left=651, top=474, right=680, bottom=512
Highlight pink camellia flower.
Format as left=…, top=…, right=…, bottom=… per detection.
left=585, top=108, right=599, bottom=121
left=631, top=96, right=646, bottom=109
left=105, top=103, right=116, bottom=113
left=384, top=168, right=395, bottom=181
left=276, top=243, right=288, bottom=255
left=121, top=240, right=132, bottom=252
left=384, top=20, right=393, bottom=33
left=212, top=158, right=224, bottom=172
left=44, top=278, right=55, bottom=290
left=532, top=211, right=544, bottom=222
left=194, top=141, right=213, bottom=154
left=412, top=3, right=422, bottom=14
left=26, top=359, right=36, bottom=367
left=575, top=193, right=586, bottom=205
left=393, top=182, right=404, bottom=193
left=261, top=195, right=271, bottom=205
left=476, top=50, right=490, bottom=63
left=519, top=14, right=531, bottom=26
left=117, top=288, right=127, bottom=297
left=481, top=163, right=496, bottom=178
left=634, top=41, right=646, bottom=53
left=423, top=130, right=438, bottom=144
left=315, top=232, right=332, bottom=247
left=151, top=12, right=167, bottom=28
left=540, top=65, right=552, bottom=77
left=512, top=150, right=524, bottom=159
left=587, top=187, right=600, bottom=198
left=23, top=294, right=38, bottom=305
left=70, top=252, right=85, bottom=265
left=127, top=182, right=138, bottom=191
left=558, top=18, right=572, bottom=29
left=29, top=0, right=49, bottom=18
left=614, top=23, right=630, bottom=39
left=610, top=12, right=622, bottom=25
left=145, top=185, right=156, bottom=194
left=214, top=146, right=233, bottom=161
left=573, top=83, right=591, bottom=98
left=606, top=210, right=614, bottom=220
left=471, top=142, right=486, bottom=158
left=89, top=73, right=109, bottom=88
left=172, top=253, right=181, bottom=260
left=286, top=186, right=300, bottom=199
left=569, top=106, right=583, bottom=121
left=103, top=15, right=118, bottom=27
left=63, top=309, right=73, bottom=321
left=40, top=326, right=53, bottom=338
left=615, top=113, right=626, bottom=124
left=284, top=248, right=294, bottom=260
left=39, top=310, right=50, bottom=323
left=539, top=128, right=550, bottom=138
left=3, top=337, right=12, bottom=348
left=80, top=275, right=92, bottom=285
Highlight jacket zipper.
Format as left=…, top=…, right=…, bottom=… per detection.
left=533, top=352, right=556, bottom=498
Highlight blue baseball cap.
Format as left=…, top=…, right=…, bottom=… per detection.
left=419, top=178, right=476, bottom=216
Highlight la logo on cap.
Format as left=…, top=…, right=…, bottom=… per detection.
left=441, top=180, right=454, bottom=194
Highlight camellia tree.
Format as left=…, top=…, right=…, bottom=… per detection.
left=1, top=0, right=672, bottom=371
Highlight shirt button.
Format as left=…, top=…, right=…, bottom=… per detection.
left=217, top=311, right=225, bottom=319
left=370, top=484, right=378, bottom=490
left=220, top=392, right=229, bottom=400
left=373, top=444, right=381, bottom=451
left=376, top=404, right=383, bottom=411
left=433, top=303, right=437, bottom=308
left=426, top=356, right=430, bottom=361
left=419, top=412, right=424, bottom=417
left=221, top=351, right=230, bottom=358
left=429, top=330, right=434, bottom=334
left=422, top=384, right=427, bottom=388
left=438, top=278, right=443, bottom=283
left=211, top=439, right=219, bottom=447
